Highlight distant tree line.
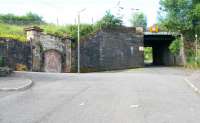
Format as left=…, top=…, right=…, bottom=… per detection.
left=0, top=12, right=44, bottom=25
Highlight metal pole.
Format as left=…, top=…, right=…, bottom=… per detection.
left=77, top=14, right=80, bottom=73
left=56, top=17, right=59, bottom=25
left=77, top=8, right=86, bottom=73
left=195, top=34, right=198, bottom=63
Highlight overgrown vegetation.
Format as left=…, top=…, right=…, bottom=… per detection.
left=96, top=11, right=123, bottom=29
left=41, top=24, right=95, bottom=40
left=0, top=23, right=26, bottom=42
left=0, top=11, right=123, bottom=42
left=0, top=33, right=26, bottom=42
left=159, top=0, right=200, bottom=68
left=169, top=38, right=182, bottom=55
left=144, top=47, right=153, bottom=63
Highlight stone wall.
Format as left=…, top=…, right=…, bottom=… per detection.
left=25, top=26, right=73, bottom=73
left=80, top=27, right=144, bottom=72
left=39, top=33, right=72, bottom=72
left=80, top=31, right=101, bottom=72
left=0, top=38, right=31, bottom=69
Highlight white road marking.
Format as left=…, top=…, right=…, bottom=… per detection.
left=130, top=104, right=140, bottom=108
left=185, top=78, right=200, bottom=94
left=80, top=102, right=85, bottom=106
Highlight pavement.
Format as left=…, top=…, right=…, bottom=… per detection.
left=0, top=76, right=33, bottom=91
left=0, top=67, right=200, bottom=123
left=185, top=71, right=200, bottom=94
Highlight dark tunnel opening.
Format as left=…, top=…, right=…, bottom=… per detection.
left=144, top=33, right=176, bottom=66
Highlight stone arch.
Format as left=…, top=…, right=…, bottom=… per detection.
left=43, top=49, right=62, bottom=73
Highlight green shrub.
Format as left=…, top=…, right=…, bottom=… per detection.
left=41, top=24, right=95, bottom=41
left=96, top=10, right=123, bottom=29
left=185, top=48, right=200, bottom=69
left=169, top=38, right=182, bottom=55
left=144, top=47, right=153, bottom=61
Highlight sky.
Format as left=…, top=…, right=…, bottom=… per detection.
left=0, top=0, right=160, bottom=27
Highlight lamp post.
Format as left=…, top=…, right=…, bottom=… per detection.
left=131, top=8, right=140, bottom=11
left=195, top=34, right=198, bottom=63
left=77, top=8, right=86, bottom=73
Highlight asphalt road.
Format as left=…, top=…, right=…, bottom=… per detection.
left=0, top=67, right=200, bottom=123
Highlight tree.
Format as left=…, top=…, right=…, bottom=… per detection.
left=130, top=12, right=147, bottom=30
left=159, top=0, right=193, bottom=33
left=191, top=2, right=200, bottom=35
left=159, top=0, right=200, bottom=65
left=24, top=12, right=44, bottom=24
left=159, top=0, right=200, bottom=39
left=193, top=0, right=200, bottom=4
left=96, top=11, right=123, bottom=28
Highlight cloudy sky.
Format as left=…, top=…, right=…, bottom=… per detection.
left=0, top=0, right=160, bottom=26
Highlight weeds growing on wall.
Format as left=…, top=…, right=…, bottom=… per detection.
left=41, top=24, right=95, bottom=41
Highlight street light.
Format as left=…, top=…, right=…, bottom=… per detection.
left=195, top=34, right=198, bottom=63
left=77, top=8, right=86, bottom=73
left=131, top=8, right=140, bottom=11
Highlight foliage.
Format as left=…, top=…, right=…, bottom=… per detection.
left=130, top=12, right=147, bottom=30
left=157, top=22, right=169, bottom=31
left=0, top=12, right=44, bottom=25
left=42, top=24, right=94, bottom=40
left=193, top=0, right=200, bottom=5
left=0, top=23, right=26, bottom=42
left=41, top=11, right=123, bottom=41
left=159, top=0, right=193, bottom=33
left=185, top=49, right=200, bottom=69
left=159, top=0, right=200, bottom=67
left=0, top=23, right=24, bottom=34
left=169, top=38, right=182, bottom=55
left=0, top=33, right=26, bottom=42
left=159, top=0, right=200, bottom=35
left=144, top=47, right=153, bottom=62
left=192, top=3, right=200, bottom=18
left=0, top=11, right=124, bottom=43
left=191, top=3, right=200, bottom=35
left=0, top=12, right=43, bottom=42
left=96, top=11, right=123, bottom=28
left=68, top=24, right=94, bottom=40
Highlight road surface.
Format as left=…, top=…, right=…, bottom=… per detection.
left=0, top=67, right=200, bottom=123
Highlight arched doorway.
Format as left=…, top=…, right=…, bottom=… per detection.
left=43, top=50, right=62, bottom=73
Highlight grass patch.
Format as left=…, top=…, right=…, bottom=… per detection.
left=0, top=23, right=26, bottom=42
left=0, top=33, right=26, bottom=42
